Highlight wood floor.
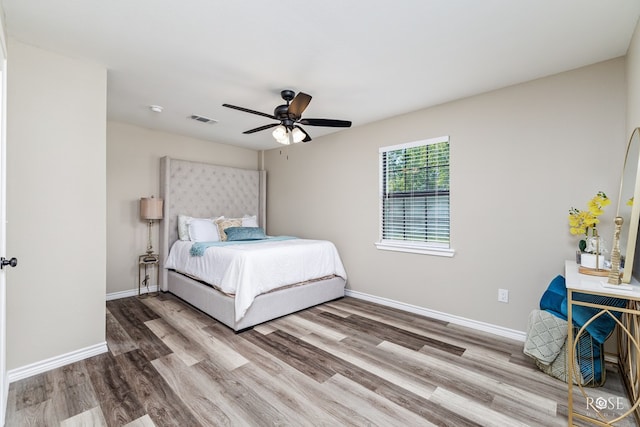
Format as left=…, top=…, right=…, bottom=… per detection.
left=5, top=293, right=638, bottom=426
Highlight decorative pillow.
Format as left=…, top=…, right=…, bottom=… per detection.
left=540, top=274, right=627, bottom=344
left=188, top=218, right=220, bottom=242
left=215, top=218, right=242, bottom=241
left=242, top=215, right=259, bottom=228
left=179, top=215, right=223, bottom=240
left=225, top=227, right=267, bottom=241
left=177, top=215, right=192, bottom=240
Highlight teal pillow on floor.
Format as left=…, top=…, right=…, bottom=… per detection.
left=539, top=275, right=566, bottom=320
left=539, top=274, right=627, bottom=344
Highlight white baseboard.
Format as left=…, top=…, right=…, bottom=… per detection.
left=106, top=286, right=526, bottom=341
left=106, top=285, right=159, bottom=301
left=7, top=289, right=522, bottom=387
left=9, top=284, right=158, bottom=384
left=107, top=286, right=526, bottom=341
left=345, top=289, right=527, bottom=342
left=7, top=342, right=108, bottom=384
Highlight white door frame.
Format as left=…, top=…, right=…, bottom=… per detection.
left=0, top=17, right=9, bottom=425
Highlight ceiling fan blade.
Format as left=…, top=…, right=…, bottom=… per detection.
left=222, top=103, right=277, bottom=120
left=288, top=92, right=312, bottom=118
left=294, top=125, right=312, bottom=142
left=299, top=118, right=352, bottom=128
left=243, top=123, right=279, bottom=134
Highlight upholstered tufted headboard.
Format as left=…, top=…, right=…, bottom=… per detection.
left=158, top=156, right=266, bottom=290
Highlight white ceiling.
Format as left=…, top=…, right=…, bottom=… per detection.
left=2, top=1, right=640, bottom=151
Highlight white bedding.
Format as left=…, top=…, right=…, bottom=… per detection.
left=164, top=238, right=347, bottom=321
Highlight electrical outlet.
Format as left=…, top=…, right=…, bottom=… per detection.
left=498, top=288, right=509, bottom=303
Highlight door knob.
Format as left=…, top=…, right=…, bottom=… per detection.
left=0, top=257, right=17, bottom=269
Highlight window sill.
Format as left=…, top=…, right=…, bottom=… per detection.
left=374, top=241, right=455, bottom=257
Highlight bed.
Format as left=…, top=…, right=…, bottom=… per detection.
left=158, top=156, right=347, bottom=331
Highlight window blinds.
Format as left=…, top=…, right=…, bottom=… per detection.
left=379, top=136, right=450, bottom=247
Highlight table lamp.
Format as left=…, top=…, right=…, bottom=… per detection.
left=140, top=196, right=163, bottom=255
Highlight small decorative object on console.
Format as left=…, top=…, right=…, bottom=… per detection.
left=569, top=191, right=610, bottom=274
left=607, top=216, right=624, bottom=284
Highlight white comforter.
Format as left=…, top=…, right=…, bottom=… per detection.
left=164, top=239, right=347, bottom=321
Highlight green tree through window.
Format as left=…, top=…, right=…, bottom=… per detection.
left=380, top=137, right=450, bottom=246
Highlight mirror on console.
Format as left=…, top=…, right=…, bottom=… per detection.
left=618, top=127, right=640, bottom=283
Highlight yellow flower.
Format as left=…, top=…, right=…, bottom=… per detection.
left=587, top=191, right=610, bottom=216
left=568, top=191, right=608, bottom=239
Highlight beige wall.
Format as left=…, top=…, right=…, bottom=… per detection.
left=6, top=40, right=107, bottom=370
left=1, top=12, right=634, bottom=378
left=106, top=121, right=258, bottom=294
left=264, top=58, right=626, bottom=333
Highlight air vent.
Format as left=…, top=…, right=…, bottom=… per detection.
left=189, top=114, right=218, bottom=124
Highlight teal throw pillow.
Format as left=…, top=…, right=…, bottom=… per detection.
left=224, top=226, right=267, bottom=241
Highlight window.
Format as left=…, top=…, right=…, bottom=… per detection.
left=376, top=136, right=454, bottom=256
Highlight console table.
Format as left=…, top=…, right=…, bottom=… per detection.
left=565, top=260, right=640, bottom=425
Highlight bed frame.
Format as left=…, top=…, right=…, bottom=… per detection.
left=158, top=156, right=345, bottom=331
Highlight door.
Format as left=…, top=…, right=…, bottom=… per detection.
left=0, top=24, right=8, bottom=424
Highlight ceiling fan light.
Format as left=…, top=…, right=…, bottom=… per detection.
left=277, top=135, right=290, bottom=145
left=291, top=127, right=305, bottom=143
left=272, top=125, right=287, bottom=141
left=275, top=130, right=290, bottom=145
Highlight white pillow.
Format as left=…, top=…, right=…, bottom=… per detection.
left=179, top=215, right=224, bottom=240
left=188, top=218, right=221, bottom=242
left=242, top=215, right=258, bottom=227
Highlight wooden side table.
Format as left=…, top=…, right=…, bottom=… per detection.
left=138, top=254, right=159, bottom=297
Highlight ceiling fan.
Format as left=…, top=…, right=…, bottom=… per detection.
left=222, top=89, right=352, bottom=144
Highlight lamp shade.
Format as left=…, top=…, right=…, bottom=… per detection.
left=272, top=125, right=287, bottom=140
left=140, top=197, right=163, bottom=220
left=291, top=127, right=305, bottom=143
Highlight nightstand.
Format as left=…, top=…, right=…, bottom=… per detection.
left=138, top=254, right=159, bottom=297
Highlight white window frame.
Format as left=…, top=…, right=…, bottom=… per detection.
left=375, top=136, right=455, bottom=257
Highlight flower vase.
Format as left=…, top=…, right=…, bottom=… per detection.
left=580, top=253, right=602, bottom=270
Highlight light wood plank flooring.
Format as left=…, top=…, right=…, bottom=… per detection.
left=5, top=294, right=638, bottom=426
